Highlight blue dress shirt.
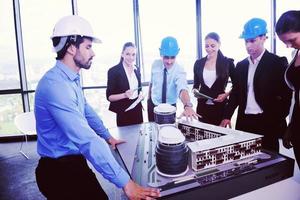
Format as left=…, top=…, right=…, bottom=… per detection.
left=150, top=59, right=188, bottom=105
left=34, top=61, right=129, bottom=188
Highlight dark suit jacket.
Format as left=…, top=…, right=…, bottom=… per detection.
left=224, top=50, right=292, bottom=128
left=285, top=50, right=300, bottom=140
left=193, top=51, right=235, bottom=98
left=106, top=62, right=142, bottom=113
left=193, top=51, right=235, bottom=125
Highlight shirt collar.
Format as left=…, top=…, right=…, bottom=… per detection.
left=161, top=61, right=176, bottom=73
left=56, top=60, right=80, bottom=81
left=248, top=49, right=265, bottom=64
left=122, top=63, right=137, bottom=71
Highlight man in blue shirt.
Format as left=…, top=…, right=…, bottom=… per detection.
left=35, top=15, right=159, bottom=199
left=147, top=36, right=199, bottom=121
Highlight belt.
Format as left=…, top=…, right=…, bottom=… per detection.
left=41, top=154, right=84, bottom=163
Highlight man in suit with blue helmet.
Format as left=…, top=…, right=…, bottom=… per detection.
left=220, top=18, right=292, bottom=152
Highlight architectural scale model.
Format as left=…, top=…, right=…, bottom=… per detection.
left=177, top=120, right=263, bottom=171
left=114, top=122, right=294, bottom=199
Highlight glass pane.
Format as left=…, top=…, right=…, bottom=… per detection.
left=84, top=89, right=117, bottom=129
left=202, top=0, right=271, bottom=63
left=20, top=0, right=72, bottom=90
left=0, top=1, right=20, bottom=90
left=0, top=94, right=23, bottom=136
left=29, top=92, right=35, bottom=112
left=77, top=0, right=134, bottom=86
left=84, top=87, right=149, bottom=128
left=139, top=0, right=197, bottom=81
left=276, top=0, right=300, bottom=62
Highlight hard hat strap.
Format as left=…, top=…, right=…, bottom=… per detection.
left=53, top=36, right=68, bottom=52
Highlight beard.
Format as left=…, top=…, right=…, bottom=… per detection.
left=73, top=54, right=92, bottom=69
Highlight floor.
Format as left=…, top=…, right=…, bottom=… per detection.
left=0, top=140, right=126, bottom=200
left=0, top=138, right=299, bottom=200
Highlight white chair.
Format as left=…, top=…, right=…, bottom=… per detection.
left=14, top=111, right=36, bottom=159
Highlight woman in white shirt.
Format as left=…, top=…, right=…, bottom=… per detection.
left=106, top=42, right=143, bottom=126
left=193, top=32, right=235, bottom=125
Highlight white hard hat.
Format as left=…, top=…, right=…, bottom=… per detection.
left=51, top=15, right=101, bottom=43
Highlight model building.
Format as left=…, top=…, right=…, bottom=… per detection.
left=177, top=120, right=263, bottom=171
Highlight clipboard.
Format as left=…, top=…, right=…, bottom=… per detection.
left=193, top=89, right=214, bottom=100
left=125, top=95, right=144, bottom=112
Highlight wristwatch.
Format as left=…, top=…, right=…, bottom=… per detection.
left=184, top=102, right=193, bottom=109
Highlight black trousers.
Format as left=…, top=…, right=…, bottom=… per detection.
left=290, top=92, right=300, bottom=169
left=236, top=113, right=280, bottom=153
left=35, top=155, right=108, bottom=200
left=291, top=122, right=300, bottom=169
left=292, top=136, right=300, bottom=169
left=147, top=98, right=156, bottom=122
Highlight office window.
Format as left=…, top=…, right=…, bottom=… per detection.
left=19, top=0, right=72, bottom=90
left=276, top=0, right=300, bottom=61
left=202, top=0, right=271, bottom=63
left=0, top=1, right=22, bottom=136
left=0, top=0, right=20, bottom=90
left=77, top=0, right=134, bottom=87
left=139, top=0, right=197, bottom=81
left=0, top=94, right=23, bottom=136
left=84, top=89, right=116, bottom=128
left=28, top=92, right=35, bottom=111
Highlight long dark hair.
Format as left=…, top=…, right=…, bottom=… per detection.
left=119, top=42, right=136, bottom=63
left=205, top=32, right=220, bottom=42
left=205, top=32, right=228, bottom=79
left=276, top=10, right=300, bottom=35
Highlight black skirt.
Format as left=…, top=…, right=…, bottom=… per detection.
left=196, top=99, right=226, bottom=126
left=116, top=102, right=143, bottom=126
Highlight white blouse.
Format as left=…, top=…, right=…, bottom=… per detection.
left=123, top=65, right=138, bottom=99
left=203, top=68, right=216, bottom=88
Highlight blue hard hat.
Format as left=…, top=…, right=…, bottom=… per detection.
left=240, top=18, right=268, bottom=40
left=159, top=36, right=180, bottom=56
